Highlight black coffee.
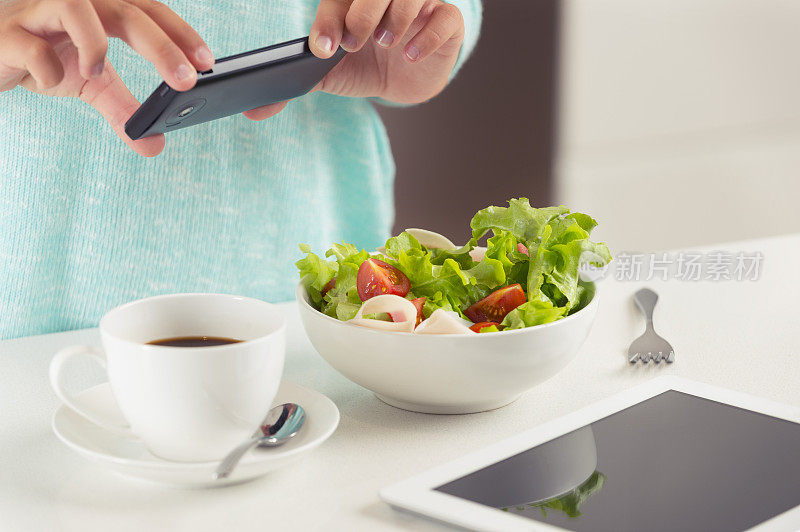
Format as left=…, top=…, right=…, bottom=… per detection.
left=147, top=336, right=242, bottom=347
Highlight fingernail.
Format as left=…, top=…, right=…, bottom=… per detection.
left=175, top=64, right=193, bottom=82
left=405, top=45, right=420, bottom=62
left=374, top=28, right=394, bottom=47
left=316, top=35, right=334, bottom=53
left=341, top=32, right=358, bottom=50
left=90, top=62, right=104, bottom=78
left=196, top=46, right=214, bottom=66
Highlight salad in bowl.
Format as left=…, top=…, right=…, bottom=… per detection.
left=297, top=198, right=611, bottom=335
left=294, top=199, right=611, bottom=414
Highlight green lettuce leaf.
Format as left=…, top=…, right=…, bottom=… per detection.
left=421, top=291, right=458, bottom=318
left=483, top=231, right=531, bottom=290
left=547, top=239, right=611, bottom=310
left=571, top=280, right=596, bottom=314
left=383, top=231, right=422, bottom=258
left=385, top=231, right=506, bottom=314
left=501, top=298, right=567, bottom=329
left=547, top=213, right=593, bottom=245
left=394, top=254, right=504, bottom=310
left=524, top=225, right=555, bottom=302
left=469, top=198, right=612, bottom=316
left=430, top=244, right=475, bottom=269
left=470, top=197, right=569, bottom=244
left=485, top=231, right=518, bottom=270
left=384, top=231, right=475, bottom=269
left=295, top=243, right=337, bottom=307
left=326, top=242, right=369, bottom=264
left=320, top=242, right=370, bottom=321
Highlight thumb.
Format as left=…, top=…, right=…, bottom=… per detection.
left=79, top=61, right=165, bottom=157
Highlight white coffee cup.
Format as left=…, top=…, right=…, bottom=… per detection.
left=49, top=293, right=286, bottom=462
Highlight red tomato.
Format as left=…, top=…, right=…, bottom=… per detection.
left=469, top=321, right=502, bottom=333
left=465, top=284, right=527, bottom=323
left=356, top=259, right=411, bottom=301
left=517, top=243, right=529, bottom=256
left=409, top=297, right=426, bottom=327
left=321, top=278, right=336, bottom=298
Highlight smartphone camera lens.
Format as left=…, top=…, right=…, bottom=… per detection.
left=165, top=98, right=206, bottom=126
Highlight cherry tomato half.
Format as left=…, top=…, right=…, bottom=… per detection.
left=517, top=243, right=529, bottom=256
left=356, top=258, right=411, bottom=301
left=409, top=297, right=426, bottom=327
left=465, top=284, right=526, bottom=323
left=469, top=321, right=502, bottom=333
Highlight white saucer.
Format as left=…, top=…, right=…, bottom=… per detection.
left=52, top=381, right=339, bottom=488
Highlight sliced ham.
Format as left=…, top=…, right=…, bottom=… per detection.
left=348, top=318, right=413, bottom=332
left=414, top=309, right=476, bottom=335
left=350, top=294, right=417, bottom=333
left=469, top=246, right=487, bottom=262
left=405, top=228, right=457, bottom=250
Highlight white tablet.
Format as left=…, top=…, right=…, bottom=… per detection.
left=380, top=377, right=800, bottom=531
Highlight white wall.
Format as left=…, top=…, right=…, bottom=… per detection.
left=556, top=0, right=800, bottom=252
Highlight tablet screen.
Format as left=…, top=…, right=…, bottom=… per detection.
left=435, top=391, right=800, bottom=531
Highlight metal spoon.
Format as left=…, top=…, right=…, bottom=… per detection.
left=213, top=402, right=306, bottom=480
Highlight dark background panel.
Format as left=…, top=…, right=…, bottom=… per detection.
left=377, top=0, right=558, bottom=244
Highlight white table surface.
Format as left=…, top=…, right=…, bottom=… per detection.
left=2, top=234, right=800, bottom=532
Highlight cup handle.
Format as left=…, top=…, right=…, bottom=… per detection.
left=49, top=345, right=134, bottom=437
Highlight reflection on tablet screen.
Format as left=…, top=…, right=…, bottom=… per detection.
left=435, top=391, right=800, bottom=531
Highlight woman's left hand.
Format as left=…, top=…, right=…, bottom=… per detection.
left=243, top=0, right=464, bottom=121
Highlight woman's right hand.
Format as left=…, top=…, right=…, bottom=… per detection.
left=0, top=0, right=214, bottom=156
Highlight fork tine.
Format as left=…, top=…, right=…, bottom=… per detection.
left=629, top=288, right=675, bottom=365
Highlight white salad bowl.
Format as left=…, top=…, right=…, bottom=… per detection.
left=296, top=283, right=599, bottom=414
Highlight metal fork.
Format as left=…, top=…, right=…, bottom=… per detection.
left=628, top=288, right=675, bottom=364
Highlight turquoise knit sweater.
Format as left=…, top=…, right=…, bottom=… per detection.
left=0, top=0, right=481, bottom=340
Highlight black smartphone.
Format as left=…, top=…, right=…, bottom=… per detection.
left=124, top=36, right=347, bottom=140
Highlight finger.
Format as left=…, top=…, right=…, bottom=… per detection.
left=404, top=2, right=464, bottom=63
left=0, top=28, right=64, bottom=89
left=242, top=101, right=289, bottom=121
left=80, top=62, right=165, bottom=156
left=94, top=1, right=196, bottom=91
left=309, top=0, right=351, bottom=58
left=25, top=0, right=108, bottom=80
left=374, top=0, right=425, bottom=48
left=342, top=0, right=391, bottom=52
left=127, top=0, right=214, bottom=71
